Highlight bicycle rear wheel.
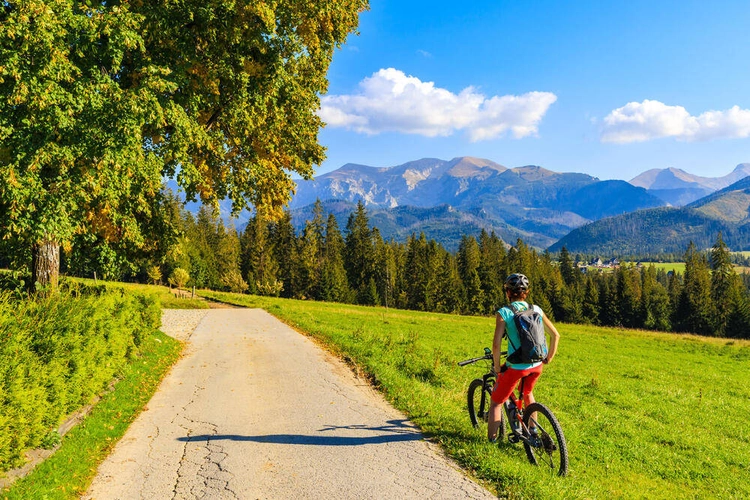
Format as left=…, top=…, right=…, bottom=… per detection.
left=522, top=402, right=568, bottom=476
left=468, top=379, right=505, bottom=441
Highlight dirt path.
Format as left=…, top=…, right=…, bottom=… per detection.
left=83, top=309, right=495, bottom=499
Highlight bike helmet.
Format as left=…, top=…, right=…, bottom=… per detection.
left=504, top=273, right=530, bottom=292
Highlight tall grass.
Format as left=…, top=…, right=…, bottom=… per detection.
left=201, top=291, right=750, bottom=499
left=2, top=329, right=181, bottom=499
left=0, top=288, right=160, bottom=471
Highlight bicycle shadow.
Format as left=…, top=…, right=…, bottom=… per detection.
left=176, top=419, right=424, bottom=446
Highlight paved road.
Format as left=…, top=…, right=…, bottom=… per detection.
left=84, top=309, right=495, bottom=499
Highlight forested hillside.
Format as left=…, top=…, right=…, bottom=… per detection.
left=553, top=175, right=750, bottom=254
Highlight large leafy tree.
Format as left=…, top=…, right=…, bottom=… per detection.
left=0, top=0, right=367, bottom=286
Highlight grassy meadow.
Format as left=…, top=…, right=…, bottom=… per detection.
left=201, top=290, right=750, bottom=499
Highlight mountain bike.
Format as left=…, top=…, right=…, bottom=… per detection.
left=458, top=348, right=568, bottom=476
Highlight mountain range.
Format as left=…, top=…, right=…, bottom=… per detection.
left=550, top=175, right=750, bottom=255
left=291, top=157, right=665, bottom=249
left=629, top=164, right=750, bottom=206
left=171, top=155, right=750, bottom=255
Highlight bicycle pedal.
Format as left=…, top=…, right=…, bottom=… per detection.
left=508, top=434, right=520, bottom=444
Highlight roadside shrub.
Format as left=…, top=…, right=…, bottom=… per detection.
left=168, top=268, right=190, bottom=289
left=0, top=289, right=160, bottom=471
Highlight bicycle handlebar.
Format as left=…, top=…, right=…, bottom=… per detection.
left=457, top=350, right=507, bottom=367
left=457, top=354, right=491, bottom=366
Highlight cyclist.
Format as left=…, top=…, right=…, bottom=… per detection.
left=488, top=273, right=560, bottom=442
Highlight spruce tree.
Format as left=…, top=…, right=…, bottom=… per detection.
left=321, top=214, right=351, bottom=303
left=559, top=246, right=578, bottom=286
left=344, top=202, right=376, bottom=304
left=675, top=242, right=712, bottom=335
left=641, top=265, right=671, bottom=331
left=617, top=266, right=642, bottom=329
left=478, top=230, right=506, bottom=313
left=457, top=235, right=485, bottom=314
left=404, top=233, right=430, bottom=310
left=710, top=232, right=741, bottom=336
left=298, top=201, right=326, bottom=299
left=581, top=275, right=601, bottom=324
left=271, top=212, right=299, bottom=298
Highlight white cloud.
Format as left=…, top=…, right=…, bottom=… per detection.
left=601, top=100, right=750, bottom=143
left=319, top=68, right=557, bottom=142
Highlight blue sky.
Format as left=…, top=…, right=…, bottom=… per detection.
left=316, top=0, right=750, bottom=181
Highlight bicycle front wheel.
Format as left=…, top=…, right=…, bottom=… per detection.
left=522, top=402, right=568, bottom=476
left=468, top=379, right=505, bottom=441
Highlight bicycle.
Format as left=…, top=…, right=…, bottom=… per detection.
left=458, top=347, right=569, bottom=476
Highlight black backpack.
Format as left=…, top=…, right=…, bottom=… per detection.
left=505, top=303, right=548, bottom=364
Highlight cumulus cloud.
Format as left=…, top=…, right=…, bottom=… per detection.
left=601, top=100, right=750, bottom=143
left=319, top=68, right=557, bottom=142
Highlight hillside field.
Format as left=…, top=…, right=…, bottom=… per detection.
left=202, top=291, right=750, bottom=499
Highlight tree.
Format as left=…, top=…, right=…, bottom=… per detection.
left=221, top=270, right=249, bottom=294
left=639, top=265, right=671, bottom=331
left=457, top=235, right=484, bottom=314
left=298, top=200, right=326, bottom=299
left=478, top=230, right=505, bottom=313
left=320, top=214, right=351, bottom=303
left=559, top=246, right=578, bottom=287
left=710, top=232, right=741, bottom=336
left=0, top=0, right=368, bottom=287
left=616, top=266, right=642, bottom=329
left=344, top=202, right=376, bottom=303
left=270, top=212, right=299, bottom=298
left=675, top=242, right=712, bottom=335
left=147, top=265, right=162, bottom=285
left=169, top=268, right=190, bottom=289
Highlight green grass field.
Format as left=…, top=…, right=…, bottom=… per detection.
left=616, top=262, right=686, bottom=273
left=201, top=290, right=750, bottom=499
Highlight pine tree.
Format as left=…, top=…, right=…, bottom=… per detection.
left=344, top=202, right=376, bottom=304
left=641, top=265, right=671, bottom=331
left=617, top=266, right=642, bottom=328
left=215, top=220, right=242, bottom=291
left=192, top=206, right=221, bottom=289
left=710, top=232, right=741, bottom=336
left=242, top=215, right=281, bottom=296
left=559, top=246, right=578, bottom=286
left=404, top=233, right=430, bottom=310
left=431, top=253, right=462, bottom=313
left=478, top=230, right=506, bottom=313
left=581, top=275, right=600, bottom=324
left=321, top=214, right=351, bottom=303
left=457, top=235, right=485, bottom=314
left=270, top=212, right=299, bottom=298
left=675, top=242, right=712, bottom=335
left=298, top=201, right=326, bottom=300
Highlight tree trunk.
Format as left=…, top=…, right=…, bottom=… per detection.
left=32, top=237, right=60, bottom=289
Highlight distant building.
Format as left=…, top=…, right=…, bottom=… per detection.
left=588, top=257, right=620, bottom=269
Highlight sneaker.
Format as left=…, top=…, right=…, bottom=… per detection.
left=527, top=426, right=541, bottom=447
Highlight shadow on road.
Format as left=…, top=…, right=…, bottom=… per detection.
left=177, top=419, right=424, bottom=446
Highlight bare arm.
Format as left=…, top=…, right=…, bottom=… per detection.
left=492, top=314, right=506, bottom=373
left=542, top=314, right=560, bottom=364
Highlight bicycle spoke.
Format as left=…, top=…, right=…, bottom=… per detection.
left=522, top=402, right=568, bottom=476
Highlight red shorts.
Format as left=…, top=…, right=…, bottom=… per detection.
left=490, top=364, right=543, bottom=404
